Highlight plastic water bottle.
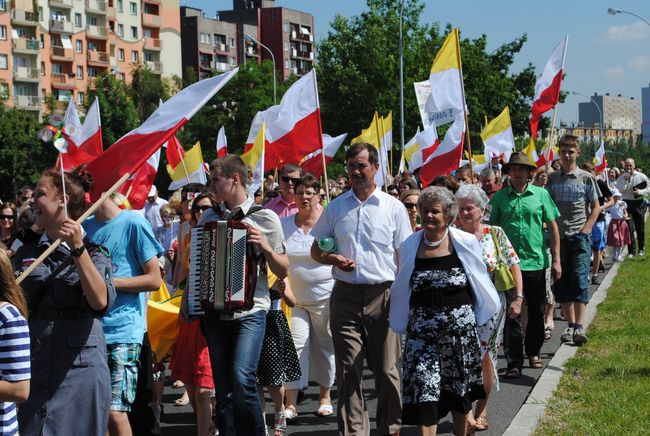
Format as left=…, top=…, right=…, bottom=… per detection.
left=318, top=237, right=338, bottom=253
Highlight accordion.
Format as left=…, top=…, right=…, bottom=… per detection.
left=187, top=220, right=259, bottom=316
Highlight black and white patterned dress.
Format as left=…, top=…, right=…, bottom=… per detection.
left=256, top=289, right=302, bottom=386
left=402, top=251, right=485, bottom=425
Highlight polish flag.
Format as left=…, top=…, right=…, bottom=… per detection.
left=85, top=68, right=238, bottom=201
left=403, top=124, right=440, bottom=172
left=245, top=69, right=323, bottom=169
left=419, top=112, right=465, bottom=187
left=59, top=98, right=103, bottom=170
left=216, top=126, right=227, bottom=158
left=118, top=149, right=160, bottom=210
left=300, top=133, right=347, bottom=178
left=530, top=36, right=568, bottom=139
left=536, top=143, right=558, bottom=168
left=164, top=135, right=185, bottom=169
left=593, top=141, right=607, bottom=173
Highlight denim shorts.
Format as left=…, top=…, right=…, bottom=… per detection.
left=107, top=343, right=142, bottom=412
left=591, top=220, right=607, bottom=251
left=553, top=233, right=591, bottom=304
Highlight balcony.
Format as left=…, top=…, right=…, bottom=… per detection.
left=50, top=19, right=74, bottom=33
left=86, top=25, right=108, bottom=38
left=85, top=0, right=107, bottom=14
left=87, top=50, right=110, bottom=65
left=49, top=0, right=73, bottom=8
left=10, top=9, right=39, bottom=26
left=142, top=13, right=161, bottom=27
left=13, top=66, right=40, bottom=82
left=215, top=62, right=231, bottom=72
left=143, top=0, right=160, bottom=4
left=199, top=61, right=212, bottom=71
left=13, top=95, right=41, bottom=110
left=12, top=38, right=40, bottom=54
left=145, top=61, right=162, bottom=74
left=51, top=73, right=77, bottom=89
left=214, top=43, right=229, bottom=54
left=51, top=46, right=74, bottom=61
left=143, top=37, right=162, bottom=50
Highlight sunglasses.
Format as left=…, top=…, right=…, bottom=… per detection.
left=0, top=215, right=13, bottom=220
left=194, top=205, right=212, bottom=212
left=281, top=176, right=301, bottom=184
left=403, top=203, right=417, bottom=209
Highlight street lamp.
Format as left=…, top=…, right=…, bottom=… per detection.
left=573, top=91, right=604, bottom=155
left=244, top=33, right=277, bottom=104
left=607, top=7, right=650, bottom=27
left=399, top=0, right=406, bottom=153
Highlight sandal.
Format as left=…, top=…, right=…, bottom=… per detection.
left=475, top=414, right=489, bottom=431
left=283, top=406, right=298, bottom=424
left=273, top=411, right=287, bottom=436
left=504, top=367, right=521, bottom=379
left=529, top=355, right=544, bottom=369
left=317, top=403, right=333, bottom=417
left=174, top=392, right=190, bottom=406
left=544, top=326, right=553, bottom=341
left=172, top=380, right=185, bottom=389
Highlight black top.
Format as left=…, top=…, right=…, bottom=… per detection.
left=409, top=250, right=473, bottom=309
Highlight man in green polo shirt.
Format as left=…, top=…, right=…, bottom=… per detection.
left=489, top=152, right=561, bottom=378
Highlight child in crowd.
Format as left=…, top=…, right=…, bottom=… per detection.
left=607, top=188, right=631, bottom=262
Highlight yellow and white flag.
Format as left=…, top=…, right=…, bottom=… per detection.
left=167, top=142, right=207, bottom=191
left=425, top=28, right=464, bottom=125
left=481, top=107, right=515, bottom=160
left=524, top=138, right=539, bottom=166
left=351, top=112, right=389, bottom=186
left=241, top=121, right=265, bottom=195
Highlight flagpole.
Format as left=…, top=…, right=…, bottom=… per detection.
left=454, top=28, right=475, bottom=183
left=312, top=70, right=330, bottom=202
left=373, top=112, right=387, bottom=190
left=16, top=172, right=132, bottom=285
left=58, top=153, right=69, bottom=220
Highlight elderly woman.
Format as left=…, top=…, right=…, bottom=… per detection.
left=455, top=184, right=523, bottom=432
left=390, top=187, right=500, bottom=436
left=400, top=189, right=421, bottom=231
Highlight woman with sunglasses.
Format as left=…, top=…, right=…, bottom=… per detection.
left=170, top=192, right=216, bottom=436
left=400, top=189, right=421, bottom=231
left=0, top=203, right=17, bottom=256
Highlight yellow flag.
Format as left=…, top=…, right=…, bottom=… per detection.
left=351, top=112, right=381, bottom=149
left=430, top=28, right=461, bottom=74
left=241, top=121, right=265, bottom=194
left=524, top=138, right=539, bottom=165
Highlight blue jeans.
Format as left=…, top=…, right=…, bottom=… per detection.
left=202, top=311, right=266, bottom=436
left=554, top=233, right=591, bottom=304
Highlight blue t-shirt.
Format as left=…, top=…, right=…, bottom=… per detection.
left=83, top=210, right=163, bottom=345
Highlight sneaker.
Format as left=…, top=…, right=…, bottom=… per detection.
left=639, top=250, right=645, bottom=256
left=573, top=328, right=589, bottom=345
left=628, top=253, right=636, bottom=259
left=561, top=327, right=574, bottom=343
left=591, top=274, right=602, bottom=285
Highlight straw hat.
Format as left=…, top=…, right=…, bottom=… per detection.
left=502, top=152, right=537, bottom=173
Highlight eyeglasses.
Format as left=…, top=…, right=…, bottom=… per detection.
left=403, top=203, right=417, bottom=209
left=194, top=205, right=212, bottom=212
left=281, top=176, right=301, bottom=185
left=0, top=215, right=13, bottom=221
left=346, top=162, right=368, bottom=171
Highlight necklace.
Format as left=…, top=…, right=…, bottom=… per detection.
left=423, top=227, right=449, bottom=248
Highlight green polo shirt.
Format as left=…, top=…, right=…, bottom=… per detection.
left=489, top=184, right=560, bottom=271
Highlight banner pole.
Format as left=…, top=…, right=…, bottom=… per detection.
left=455, top=29, right=475, bottom=183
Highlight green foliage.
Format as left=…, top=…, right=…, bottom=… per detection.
left=129, top=65, right=171, bottom=120
left=88, top=73, right=140, bottom=148
left=0, top=106, right=57, bottom=200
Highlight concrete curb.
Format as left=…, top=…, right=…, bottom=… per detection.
left=502, top=259, right=622, bottom=436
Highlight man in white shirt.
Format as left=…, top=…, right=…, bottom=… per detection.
left=616, top=158, right=650, bottom=257
left=142, top=185, right=168, bottom=234
left=311, top=143, right=412, bottom=436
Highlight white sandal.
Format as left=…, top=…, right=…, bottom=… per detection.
left=283, top=406, right=298, bottom=421
left=273, top=411, right=287, bottom=435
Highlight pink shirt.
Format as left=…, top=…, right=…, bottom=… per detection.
left=265, top=194, right=324, bottom=218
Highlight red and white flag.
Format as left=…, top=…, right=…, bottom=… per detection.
left=245, top=69, right=323, bottom=169
left=59, top=97, right=103, bottom=170
left=164, top=135, right=185, bottom=169
left=530, top=36, right=568, bottom=139
left=216, top=126, right=227, bottom=158
left=118, top=149, right=160, bottom=210
left=536, top=143, right=557, bottom=168
left=85, top=68, right=238, bottom=201
left=300, top=133, right=347, bottom=178
left=594, top=141, right=607, bottom=173
left=419, top=112, right=465, bottom=186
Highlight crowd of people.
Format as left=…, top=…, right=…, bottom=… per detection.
left=0, top=134, right=647, bottom=436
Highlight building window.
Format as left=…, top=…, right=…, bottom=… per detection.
left=229, top=37, right=235, bottom=48
left=75, top=39, right=83, bottom=53
left=116, top=0, right=123, bottom=12
left=129, top=1, right=136, bottom=15
left=52, top=63, right=63, bottom=74
left=118, top=48, right=124, bottom=61
left=0, top=0, right=5, bottom=12
left=0, top=54, right=7, bottom=70
left=74, top=13, right=82, bottom=27
left=76, top=65, right=83, bottom=79
left=77, top=91, right=84, bottom=105
left=131, top=26, right=137, bottom=39
left=40, top=62, right=45, bottom=75
left=0, top=83, right=8, bottom=99
left=230, top=56, right=236, bottom=66
left=284, top=59, right=289, bottom=69
left=119, top=73, right=126, bottom=82
left=0, top=25, right=6, bottom=40
left=87, top=16, right=97, bottom=26
left=88, top=67, right=98, bottom=77
left=131, top=50, right=138, bottom=63
left=283, top=22, right=289, bottom=33
left=117, top=24, right=124, bottom=37
left=284, top=42, right=289, bottom=51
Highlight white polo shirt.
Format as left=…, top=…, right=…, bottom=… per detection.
left=311, top=187, right=412, bottom=285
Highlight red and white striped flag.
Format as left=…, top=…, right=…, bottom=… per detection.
left=300, top=133, right=347, bottom=178
left=85, top=68, right=238, bottom=201
left=216, top=126, right=227, bottom=158
left=118, top=149, right=160, bottom=210
left=59, top=97, right=103, bottom=170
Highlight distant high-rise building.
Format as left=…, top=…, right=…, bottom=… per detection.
left=0, top=0, right=182, bottom=115
left=642, top=84, right=650, bottom=144
left=579, top=93, right=641, bottom=145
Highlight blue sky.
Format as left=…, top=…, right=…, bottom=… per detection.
left=185, top=0, right=649, bottom=128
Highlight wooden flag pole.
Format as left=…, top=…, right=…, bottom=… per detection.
left=16, top=172, right=132, bottom=285
left=454, top=29, right=475, bottom=183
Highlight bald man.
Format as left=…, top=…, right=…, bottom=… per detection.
left=616, top=158, right=650, bottom=257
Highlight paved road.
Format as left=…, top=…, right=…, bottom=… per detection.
left=160, top=258, right=611, bottom=435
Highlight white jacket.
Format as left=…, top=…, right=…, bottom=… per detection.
left=389, top=226, right=501, bottom=334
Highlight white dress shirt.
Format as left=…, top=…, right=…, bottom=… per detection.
left=311, top=187, right=412, bottom=285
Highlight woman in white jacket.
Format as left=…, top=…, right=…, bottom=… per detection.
left=389, top=187, right=500, bottom=436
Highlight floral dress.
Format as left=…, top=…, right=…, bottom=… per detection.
left=402, top=251, right=485, bottom=425
left=476, top=225, right=520, bottom=389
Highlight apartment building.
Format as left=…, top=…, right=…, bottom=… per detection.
left=180, top=0, right=315, bottom=82
left=579, top=93, right=642, bottom=142
left=558, top=124, right=635, bottom=146
left=0, top=0, right=181, bottom=115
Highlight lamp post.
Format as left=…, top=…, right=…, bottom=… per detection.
left=607, top=7, right=650, bottom=27
left=399, top=0, right=406, bottom=154
left=244, top=33, right=277, bottom=104
left=573, top=91, right=604, bottom=156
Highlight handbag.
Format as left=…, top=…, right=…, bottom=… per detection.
left=490, top=227, right=515, bottom=292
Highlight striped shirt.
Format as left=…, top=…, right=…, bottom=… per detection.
left=0, top=304, right=30, bottom=436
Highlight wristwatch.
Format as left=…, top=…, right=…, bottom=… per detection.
left=71, top=245, right=86, bottom=258
left=515, top=294, right=524, bottom=300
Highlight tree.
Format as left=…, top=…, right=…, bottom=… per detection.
left=0, top=106, right=57, bottom=200
left=87, top=73, right=139, bottom=148
left=129, top=65, right=171, bottom=120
